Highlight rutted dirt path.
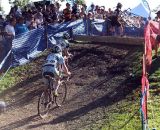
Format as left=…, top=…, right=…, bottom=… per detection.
left=0, top=43, right=142, bottom=130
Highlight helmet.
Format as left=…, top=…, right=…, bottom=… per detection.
left=51, top=45, right=62, bottom=53
left=63, top=33, right=70, bottom=40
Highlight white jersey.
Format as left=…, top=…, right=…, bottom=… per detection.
left=49, top=36, right=69, bottom=50
left=43, top=53, right=64, bottom=68
left=56, top=39, right=69, bottom=50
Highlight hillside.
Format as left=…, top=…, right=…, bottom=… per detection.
left=0, top=42, right=143, bottom=130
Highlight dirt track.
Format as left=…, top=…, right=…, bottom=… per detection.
left=0, top=42, right=142, bottom=130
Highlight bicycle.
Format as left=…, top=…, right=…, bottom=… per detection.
left=38, top=74, right=69, bottom=118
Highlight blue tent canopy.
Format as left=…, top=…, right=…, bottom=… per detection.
left=131, top=3, right=149, bottom=18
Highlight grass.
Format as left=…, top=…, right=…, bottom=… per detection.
left=0, top=64, right=32, bottom=93
left=85, top=49, right=143, bottom=130
left=89, top=50, right=160, bottom=130
left=147, top=56, right=160, bottom=129
left=0, top=51, right=47, bottom=94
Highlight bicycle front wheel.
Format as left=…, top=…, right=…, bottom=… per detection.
left=55, top=81, right=67, bottom=107
left=38, top=91, right=51, bottom=118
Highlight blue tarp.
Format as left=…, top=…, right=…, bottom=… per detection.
left=131, top=3, right=149, bottom=18
left=12, top=28, right=45, bottom=66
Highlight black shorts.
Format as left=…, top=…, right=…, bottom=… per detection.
left=43, top=71, right=55, bottom=78
left=156, top=35, right=160, bottom=42
left=110, top=16, right=121, bottom=27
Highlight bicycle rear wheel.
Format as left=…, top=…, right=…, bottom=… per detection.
left=55, top=81, right=67, bottom=107
left=38, top=90, right=51, bottom=118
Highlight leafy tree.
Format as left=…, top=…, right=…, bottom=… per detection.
left=10, top=0, right=30, bottom=7
left=58, top=0, right=86, bottom=5
left=74, top=0, right=86, bottom=5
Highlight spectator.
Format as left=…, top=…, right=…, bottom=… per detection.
left=3, top=17, right=16, bottom=52
left=110, top=3, right=124, bottom=36
left=34, top=8, right=44, bottom=27
left=15, top=17, right=29, bottom=35
left=87, top=12, right=93, bottom=20
left=72, top=3, right=79, bottom=16
left=79, top=7, right=86, bottom=18
left=29, top=15, right=38, bottom=30
left=43, top=5, right=52, bottom=23
left=63, top=3, right=72, bottom=22
left=88, top=4, right=95, bottom=14
left=55, top=2, right=63, bottom=23
left=4, top=17, right=16, bottom=39
left=100, top=7, right=106, bottom=19
left=94, top=8, right=103, bottom=19
left=50, top=4, right=58, bottom=23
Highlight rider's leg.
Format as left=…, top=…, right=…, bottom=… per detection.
left=42, top=78, right=49, bottom=106
left=53, top=69, right=61, bottom=96
left=54, top=78, right=61, bottom=96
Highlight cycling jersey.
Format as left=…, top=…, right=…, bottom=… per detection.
left=42, top=53, right=64, bottom=77
left=49, top=36, right=70, bottom=50
left=57, top=39, right=70, bottom=50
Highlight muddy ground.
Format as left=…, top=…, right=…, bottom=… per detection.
left=0, top=42, right=142, bottom=130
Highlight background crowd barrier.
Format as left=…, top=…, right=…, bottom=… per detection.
left=0, top=18, right=144, bottom=76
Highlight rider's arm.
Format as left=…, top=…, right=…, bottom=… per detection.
left=62, top=63, right=70, bottom=75
left=58, top=55, right=71, bottom=75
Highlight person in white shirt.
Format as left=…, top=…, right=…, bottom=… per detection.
left=94, top=8, right=103, bottom=19
left=4, top=18, right=16, bottom=39
left=34, top=8, right=44, bottom=28
left=2, top=18, right=16, bottom=53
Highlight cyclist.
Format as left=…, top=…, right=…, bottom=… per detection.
left=49, top=33, right=73, bottom=62
left=42, top=45, right=71, bottom=96
left=60, top=33, right=73, bottom=60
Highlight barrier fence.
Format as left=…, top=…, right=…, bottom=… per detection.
left=140, top=20, right=160, bottom=130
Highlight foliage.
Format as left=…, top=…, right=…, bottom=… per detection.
left=59, top=0, right=86, bottom=5
left=0, top=65, right=31, bottom=93
left=74, top=0, right=86, bottom=5
left=10, top=0, right=30, bottom=7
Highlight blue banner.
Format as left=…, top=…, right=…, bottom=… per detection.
left=12, top=28, right=45, bottom=66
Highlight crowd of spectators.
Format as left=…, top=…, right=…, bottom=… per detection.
left=0, top=1, right=146, bottom=37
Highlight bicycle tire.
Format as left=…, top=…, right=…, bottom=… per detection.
left=55, top=81, right=67, bottom=107
left=38, top=90, right=51, bottom=118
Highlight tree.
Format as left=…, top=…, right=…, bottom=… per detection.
left=57, top=0, right=86, bottom=5
left=74, top=0, right=86, bottom=5
left=10, top=0, right=30, bottom=7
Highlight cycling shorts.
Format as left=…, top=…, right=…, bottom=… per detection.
left=42, top=65, right=60, bottom=78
